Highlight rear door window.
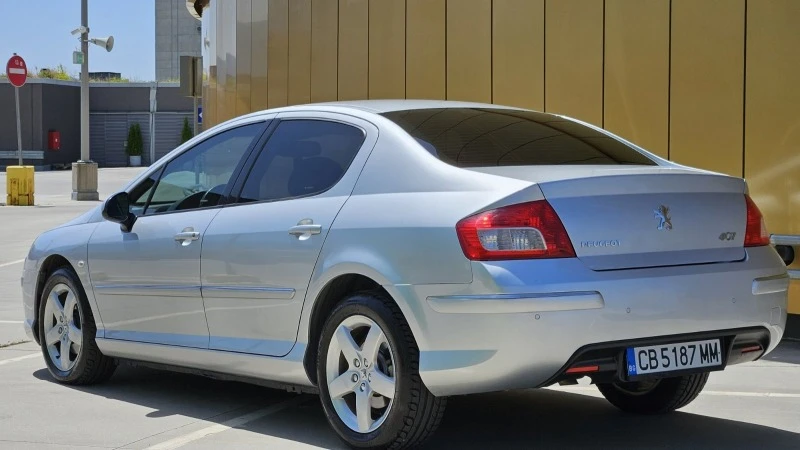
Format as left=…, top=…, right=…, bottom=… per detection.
left=381, top=108, right=656, bottom=166
left=237, top=119, right=366, bottom=203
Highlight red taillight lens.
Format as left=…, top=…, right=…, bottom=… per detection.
left=744, top=195, right=770, bottom=247
left=456, top=200, right=576, bottom=261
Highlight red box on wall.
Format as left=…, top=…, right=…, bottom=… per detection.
left=48, top=130, right=60, bottom=150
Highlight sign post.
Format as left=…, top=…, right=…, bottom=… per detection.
left=5, top=53, right=34, bottom=206
left=6, top=54, right=28, bottom=166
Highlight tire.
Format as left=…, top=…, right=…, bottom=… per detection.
left=317, top=291, right=446, bottom=449
left=38, top=267, right=117, bottom=385
left=596, top=372, right=709, bottom=414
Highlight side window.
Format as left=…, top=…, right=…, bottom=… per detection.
left=238, top=119, right=366, bottom=203
left=132, top=122, right=263, bottom=215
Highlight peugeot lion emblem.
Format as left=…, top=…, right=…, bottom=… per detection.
left=654, top=205, right=672, bottom=231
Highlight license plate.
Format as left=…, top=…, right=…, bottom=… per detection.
left=626, top=339, right=722, bottom=376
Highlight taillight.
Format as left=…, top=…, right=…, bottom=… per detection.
left=744, top=195, right=770, bottom=247
left=456, top=200, right=576, bottom=261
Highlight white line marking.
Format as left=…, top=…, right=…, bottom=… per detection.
left=0, top=321, right=23, bottom=324
left=0, top=353, right=40, bottom=366
left=701, top=390, right=800, bottom=399
left=548, top=385, right=800, bottom=399
left=0, top=259, right=24, bottom=268
left=145, top=395, right=310, bottom=450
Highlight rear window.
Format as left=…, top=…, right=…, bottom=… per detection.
left=380, top=108, right=656, bottom=167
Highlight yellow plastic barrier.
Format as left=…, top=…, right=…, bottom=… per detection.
left=5, top=166, right=35, bottom=206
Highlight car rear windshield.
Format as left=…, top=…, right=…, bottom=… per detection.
left=380, top=108, right=656, bottom=167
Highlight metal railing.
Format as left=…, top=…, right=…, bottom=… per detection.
left=770, top=234, right=800, bottom=280
left=770, top=234, right=800, bottom=247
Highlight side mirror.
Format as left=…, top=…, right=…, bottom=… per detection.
left=102, top=192, right=137, bottom=232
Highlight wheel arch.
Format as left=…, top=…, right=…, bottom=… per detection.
left=301, top=267, right=423, bottom=386
left=33, top=254, right=76, bottom=343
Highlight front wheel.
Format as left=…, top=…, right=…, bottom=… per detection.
left=596, top=372, right=709, bottom=414
left=317, top=292, right=446, bottom=449
left=38, top=267, right=117, bottom=385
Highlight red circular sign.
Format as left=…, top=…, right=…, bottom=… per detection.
left=6, top=55, right=28, bottom=88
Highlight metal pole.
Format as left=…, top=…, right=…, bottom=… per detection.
left=80, top=0, right=89, bottom=162
left=15, top=87, right=22, bottom=166
left=149, top=82, right=157, bottom=163
left=193, top=96, right=198, bottom=136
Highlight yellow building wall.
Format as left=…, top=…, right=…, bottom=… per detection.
left=446, top=0, right=492, bottom=103
left=338, top=0, right=369, bottom=101
left=604, top=0, right=670, bottom=159
left=406, top=0, right=445, bottom=100
left=267, top=0, right=289, bottom=109
left=250, top=0, right=268, bottom=111
left=369, top=0, right=405, bottom=99
left=545, top=0, right=604, bottom=127
left=199, top=0, right=800, bottom=315
left=492, top=0, right=544, bottom=111
left=288, top=0, right=312, bottom=105
left=235, top=0, right=251, bottom=117
left=670, top=0, right=745, bottom=177
left=310, top=0, right=338, bottom=102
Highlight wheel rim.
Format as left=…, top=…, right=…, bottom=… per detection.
left=325, top=314, right=397, bottom=434
left=42, top=283, right=83, bottom=372
left=612, top=379, right=661, bottom=396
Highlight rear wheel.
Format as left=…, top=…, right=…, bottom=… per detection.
left=596, top=372, right=709, bottom=414
left=317, top=292, right=446, bottom=449
left=38, top=267, right=117, bottom=385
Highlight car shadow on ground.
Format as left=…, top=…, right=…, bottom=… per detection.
left=33, top=363, right=800, bottom=449
left=762, top=339, right=800, bottom=365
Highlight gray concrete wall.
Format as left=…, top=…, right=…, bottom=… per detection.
left=156, top=0, right=202, bottom=81
left=40, top=83, right=81, bottom=165
left=157, top=85, right=197, bottom=112
left=0, top=83, right=38, bottom=152
left=90, top=85, right=151, bottom=112
left=0, top=81, right=80, bottom=166
left=1, top=79, right=197, bottom=169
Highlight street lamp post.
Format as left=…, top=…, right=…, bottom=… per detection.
left=71, top=0, right=98, bottom=201
left=71, top=0, right=113, bottom=201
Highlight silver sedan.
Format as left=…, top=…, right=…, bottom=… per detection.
left=21, top=100, right=788, bottom=449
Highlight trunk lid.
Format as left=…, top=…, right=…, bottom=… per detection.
left=468, top=166, right=748, bottom=270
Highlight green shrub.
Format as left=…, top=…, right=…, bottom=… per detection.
left=125, top=123, right=143, bottom=156
left=181, top=117, right=193, bottom=144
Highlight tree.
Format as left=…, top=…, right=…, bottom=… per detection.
left=181, top=117, right=193, bottom=144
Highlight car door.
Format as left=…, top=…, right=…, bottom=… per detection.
left=87, top=120, right=267, bottom=348
left=200, top=112, right=378, bottom=356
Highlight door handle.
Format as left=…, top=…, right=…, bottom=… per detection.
left=288, top=219, right=322, bottom=240
left=174, top=228, right=200, bottom=246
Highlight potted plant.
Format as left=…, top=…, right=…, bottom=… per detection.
left=125, top=123, right=143, bottom=167
left=181, top=116, right=193, bottom=144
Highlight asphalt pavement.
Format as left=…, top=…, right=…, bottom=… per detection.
left=0, top=168, right=799, bottom=449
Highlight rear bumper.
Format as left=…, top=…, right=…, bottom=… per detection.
left=400, top=246, right=788, bottom=397
left=541, top=326, right=770, bottom=387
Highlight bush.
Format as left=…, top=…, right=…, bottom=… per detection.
left=125, top=123, right=143, bottom=156
left=181, top=117, right=193, bottom=144
left=36, top=65, right=75, bottom=81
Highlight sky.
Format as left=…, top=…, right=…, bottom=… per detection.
left=0, top=0, right=155, bottom=81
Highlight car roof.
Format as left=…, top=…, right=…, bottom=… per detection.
left=247, top=99, right=528, bottom=116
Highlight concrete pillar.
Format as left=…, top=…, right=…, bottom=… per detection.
left=71, top=162, right=99, bottom=201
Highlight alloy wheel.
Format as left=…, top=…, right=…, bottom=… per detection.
left=325, top=314, right=397, bottom=434
left=42, top=283, right=83, bottom=372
